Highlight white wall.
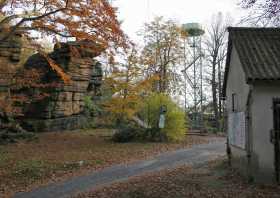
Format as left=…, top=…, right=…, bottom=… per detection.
left=226, top=45, right=250, bottom=151
left=251, top=82, right=280, bottom=182
left=225, top=45, right=251, bottom=176
left=226, top=46, right=250, bottom=114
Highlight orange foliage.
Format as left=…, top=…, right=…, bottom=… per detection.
left=0, top=0, right=127, bottom=50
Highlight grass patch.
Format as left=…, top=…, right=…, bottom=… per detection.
left=12, top=159, right=85, bottom=184
left=94, top=159, right=103, bottom=165
left=0, top=148, right=9, bottom=167
left=13, top=160, right=47, bottom=181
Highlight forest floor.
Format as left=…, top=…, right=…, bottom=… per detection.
left=76, top=157, right=280, bottom=198
left=0, top=129, right=221, bottom=197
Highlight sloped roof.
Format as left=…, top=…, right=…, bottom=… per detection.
left=223, top=27, right=280, bottom=97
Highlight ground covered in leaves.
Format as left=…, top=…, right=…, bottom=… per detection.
left=76, top=158, right=280, bottom=198
left=0, top=129, right=219, bottom=197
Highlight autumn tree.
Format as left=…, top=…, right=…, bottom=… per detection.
left=104, top=47, right=140, bottom=122
left=204, top=13, right=229, bottom=130
left=241, top=0, right=280, bottom=26
left=0, top=0, right=126, bottom=47
left=104, top=46, right=156, bottom=124
left=140, top=17, right=184, bottom=94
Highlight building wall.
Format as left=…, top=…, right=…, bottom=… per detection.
left=226, top=45, right=280, bottom=183
left=225, top=45, right=250, bottom=176
left=226, top=46, right=250, bottom=113
left=250, top=82, right=280, bottom=183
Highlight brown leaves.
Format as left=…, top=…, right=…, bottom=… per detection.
left=76, top=157, right=280, bottom=198
left=41, top=52, right=71, bottom=83
left=0, top=131, right=214, bottom=197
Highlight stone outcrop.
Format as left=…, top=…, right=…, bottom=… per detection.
left=0, top=30, right=22, bottom=93
left=0, top=28, right=104, bottom=132
left=22, top=41, right=103, bottom=132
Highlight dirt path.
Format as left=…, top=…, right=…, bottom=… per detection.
left=13, top=139, right=226, bottom=198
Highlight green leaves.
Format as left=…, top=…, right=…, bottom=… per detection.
left=139, top=93, right=187, bottom=142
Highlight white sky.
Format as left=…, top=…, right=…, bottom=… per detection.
left=114, top=0, right=247, bottom=42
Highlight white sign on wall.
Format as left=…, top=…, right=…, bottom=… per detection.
left=228, top=112, right=246, bottom=149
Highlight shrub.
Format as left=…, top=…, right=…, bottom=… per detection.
left=83, top=95, right=103, bottom=129
left=83, top=96, right=96, bottom=117
left=112, top=126, right=170, bottom=143
left=112, top=121, right=146, bottom=143
left=138, top=93, right=187, bottom=142
left=112, top=127, right=138, bottom=143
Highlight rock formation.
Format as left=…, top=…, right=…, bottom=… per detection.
left=22, top=41, right=103, bottom=132
left=0, top=30, right=22, bottom=99
left=0, top=27, right=104, bottom=132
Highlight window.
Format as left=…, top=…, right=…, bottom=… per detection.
left=232, top=93, right=236, bottom=112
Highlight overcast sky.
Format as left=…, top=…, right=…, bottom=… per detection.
left=114, top=0, right=247, bottom=42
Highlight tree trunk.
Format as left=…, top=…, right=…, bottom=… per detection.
left=218, top=60, right=222, bottom=121
left=211, top=59, right=219, bottom=130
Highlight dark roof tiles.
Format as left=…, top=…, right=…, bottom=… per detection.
left=223, top=27, right=280, bottom=97
left=229, top=27, right=280, bottom=81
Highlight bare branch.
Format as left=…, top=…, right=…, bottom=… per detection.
left=1, top=0, right=69, bottom=41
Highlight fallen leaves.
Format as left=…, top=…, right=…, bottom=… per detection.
left=75, top=158, right=280, bottom=198
left=0, top=129, right=219, bottom=197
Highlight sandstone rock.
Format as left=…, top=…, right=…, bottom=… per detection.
left=0, top=35, right=104, bottom=132
left=57, top=92, right=73, bottom=101
left=72, top=101, right=81, bottom=115
left=73, top=93, right=84, bottom=101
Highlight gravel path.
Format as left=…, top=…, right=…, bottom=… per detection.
left=13, top=138, right=226, bottom=198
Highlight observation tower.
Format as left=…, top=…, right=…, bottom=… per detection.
left=181, top=23, right=205, bottom=130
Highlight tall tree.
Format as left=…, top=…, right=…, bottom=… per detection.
left=104, top=45, right=158, bottom=124
left=140, top=16, right=183, bottom=94
left=204, top=13, right=229, bottom=130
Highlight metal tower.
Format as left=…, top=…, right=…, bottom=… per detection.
left=181, top=23, right=205, bottom=130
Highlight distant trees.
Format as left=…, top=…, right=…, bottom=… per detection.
left=241, top=0, right=280, bottom=26
left=105, top=16, right=188, bottom=141
left=104, top=44, right=160, bottom=124
left=140, top=17, right=183, bottom=94
left=204, top=13, right=229, bottom=130
left=104, top=47, right=142, bottom=122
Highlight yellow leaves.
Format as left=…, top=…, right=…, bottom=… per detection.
left=104, top=97, right=138, bottom=119
left=137, top=74, right=159, bottom=92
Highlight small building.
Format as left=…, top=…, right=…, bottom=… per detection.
left=223, top=27, right=280, bottom=183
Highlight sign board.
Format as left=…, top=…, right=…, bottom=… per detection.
left=159, top=114, right=165, bottom=129
left=228, top=112, right=246, bottom=149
